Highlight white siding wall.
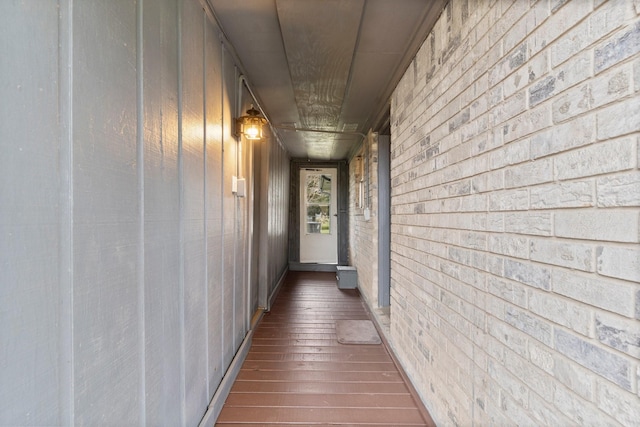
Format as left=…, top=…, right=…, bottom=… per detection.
left=390, top=0, right=640, bottom=425
left=255, top=118, right=290, bottom=310
left=143, top=1, right=182, bottom=424
left=0, top=0, right=289, bottom=425
left=72, top=1, right=140, bottom=424
left=0, top=2, right=61, bottom=425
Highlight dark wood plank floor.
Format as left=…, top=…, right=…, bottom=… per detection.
left=216, top=271, right=435, bottom=426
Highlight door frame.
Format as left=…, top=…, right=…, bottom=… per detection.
left=299, top=167, right=338, bottom=264
left=289, top=159, right=349, bottom=271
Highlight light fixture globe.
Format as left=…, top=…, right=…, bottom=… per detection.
left=236, top=105, right=267, bottom=140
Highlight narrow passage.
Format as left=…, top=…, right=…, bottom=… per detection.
left=216, top=271, right=435, bottom=426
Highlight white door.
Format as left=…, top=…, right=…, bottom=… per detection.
left=299, top=168, right=338, bottom=264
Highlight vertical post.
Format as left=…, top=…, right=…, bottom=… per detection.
left=377, top=135, right=390, bottom=307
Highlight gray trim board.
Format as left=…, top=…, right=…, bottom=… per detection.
left=267, top=267, right=289, bottom=312
left=377, top=135, right=391, bottom=307
left=289, top=262, right=338, bottom=272
left=198, top=327, right=255, bottom=427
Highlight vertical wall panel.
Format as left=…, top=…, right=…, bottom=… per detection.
left=257, top=139, right=270, bottom=307
left=0, top=2, right=61, bottom=425
left=142, top=0, right=182, bottom=425
left=72, top=1, right=140, bottom=424
left=259, top=136, right=290, bottom=305
left=181, top=1, right=208, bottom=424
left=280, top=147, right=289, bottom=279
left=205, top=17, right=224, bottom=393
left=221, top=46, right=238, bottom=369
left=238, top=94, right=260, bottom=329
left=248, top=136, right=260, bottom=315
left=235, top=102, right=248, bottom=345
left=0, top=0, right=291, bottom=425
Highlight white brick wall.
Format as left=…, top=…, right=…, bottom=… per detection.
left=389, top=0, right=640, bottom=425
left=349, top=133, right=379, bottom=306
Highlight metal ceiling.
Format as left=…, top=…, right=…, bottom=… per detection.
left=209, top=0, right=446, bottom=160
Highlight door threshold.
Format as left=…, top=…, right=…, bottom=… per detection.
left=289, top=262, right=338, bottom=272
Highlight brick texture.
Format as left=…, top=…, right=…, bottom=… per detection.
left=387, top=1, right=640, bottom=425
left=349, top=133, right=379, bottom=306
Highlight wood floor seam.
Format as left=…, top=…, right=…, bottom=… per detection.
left=216, top=271, right=434, bottom=426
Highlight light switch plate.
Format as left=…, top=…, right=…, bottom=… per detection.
left=236, top=178, right=246, bottom=197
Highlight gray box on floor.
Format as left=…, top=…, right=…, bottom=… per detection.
left=336, top=266, right=357, bottom=289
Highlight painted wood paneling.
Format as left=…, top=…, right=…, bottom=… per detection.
left=0, top=1, right=61, bottom=425
left=72, top=1, right=140, bottom=424
left=181, top=1, right=209, bottom=424
left=205, top=13, right=225, bottom=396
left=143, top=0, right=183, bottom=424
left=221, top=45, right=238, bottom=372
left=0, top=0, right=287, bottom=425
left=234, top=128, right=247, bottom=348
left=257, top=132, right=290, bottom=309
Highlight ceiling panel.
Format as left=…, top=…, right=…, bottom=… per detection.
left=340, top=52, right=401, bottom=128
left=276, top=0, right=364, bottom=130
left=209, top=0, right=446, bottom=160
left=357, top=0, right=434, bottom=53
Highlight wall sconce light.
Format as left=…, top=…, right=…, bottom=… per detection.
left=236, top=105, right=267, bottom=140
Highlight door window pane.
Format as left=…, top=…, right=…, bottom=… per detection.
left=305, top=174, right=331, bottom=234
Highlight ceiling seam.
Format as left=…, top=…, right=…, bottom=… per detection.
left=337, top=0, right=367, bottom=139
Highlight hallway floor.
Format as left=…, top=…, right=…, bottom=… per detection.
left=216, top=271, right=435, bottom=426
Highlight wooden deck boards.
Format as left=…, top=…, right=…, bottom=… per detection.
left=216, top=271, right=435, bottom=426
